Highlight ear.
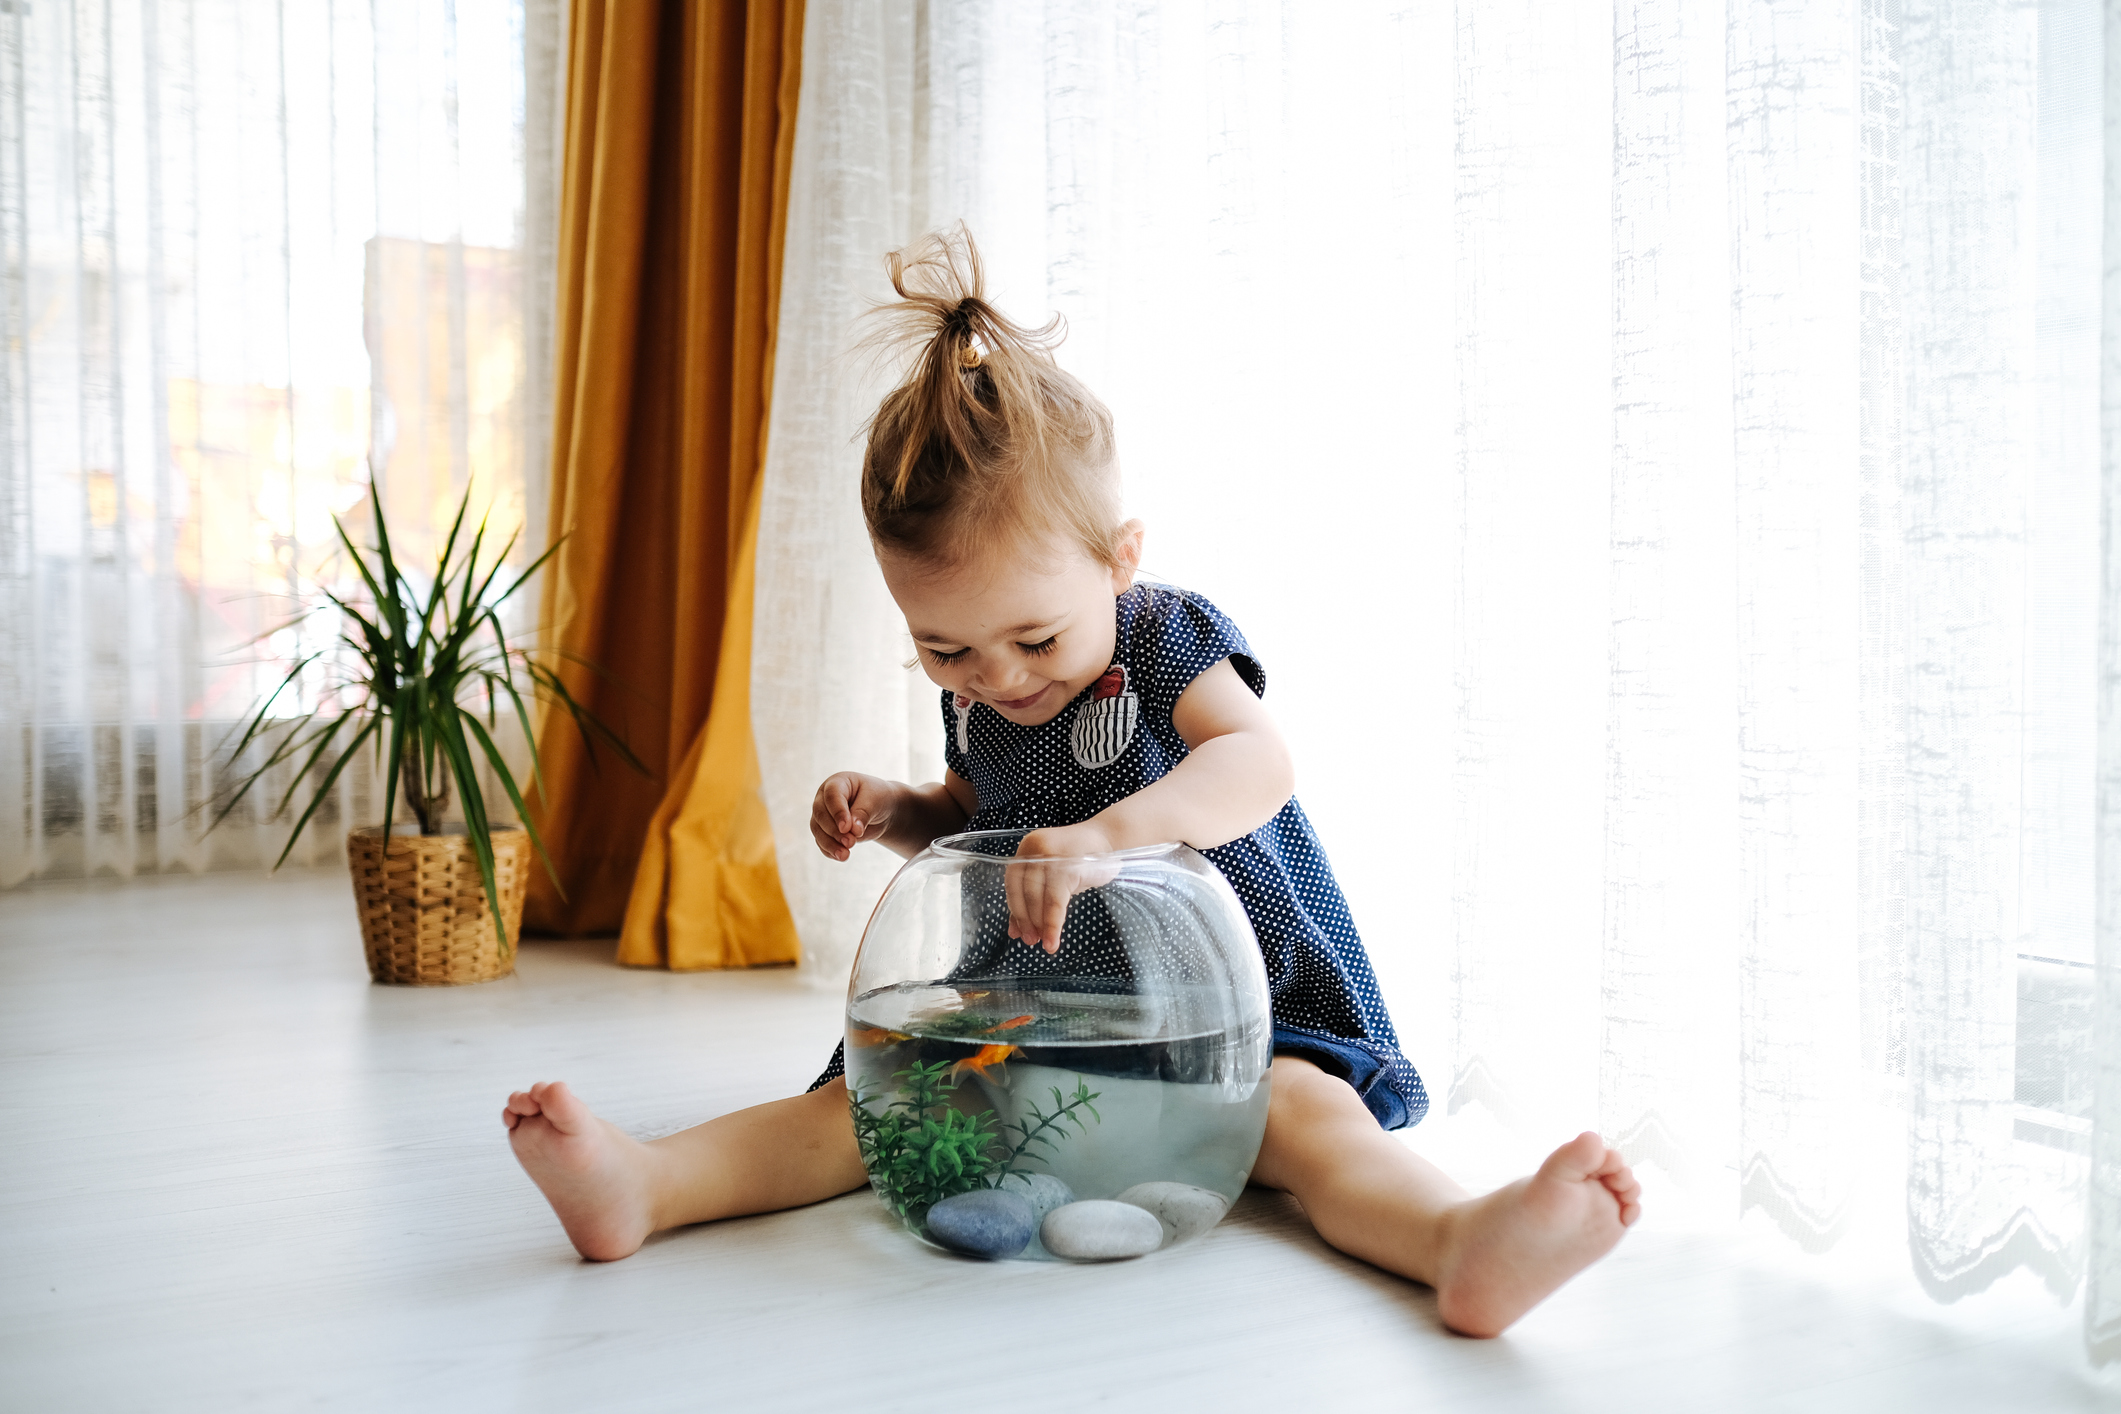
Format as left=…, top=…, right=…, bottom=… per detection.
left=1109, top=519, right=1145, bottom=595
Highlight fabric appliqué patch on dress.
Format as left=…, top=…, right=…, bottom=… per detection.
left=953, top=693, right=973, bottom=756
left=1069, top=665, right=1139, bottom=770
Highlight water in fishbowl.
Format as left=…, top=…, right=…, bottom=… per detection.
left=844, top=978, right=1270, bottom=1261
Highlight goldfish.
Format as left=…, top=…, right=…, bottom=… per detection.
left=847, top=1026, right=910, bottom=1049
left=951, top=1043, right=1017, bottom=1080
left=981, top=1014, right=1036, bottom=1034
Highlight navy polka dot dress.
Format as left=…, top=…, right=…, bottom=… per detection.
left=811, top=582, right=1428, bottom=1131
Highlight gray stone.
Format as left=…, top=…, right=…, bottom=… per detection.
left=924, top=1189, right=1036, bottom=1259
left=995, top=1172, right=1074, bottom=1224
left=1114, top=1182, right=1230, bottom=1247
left=1039, top=1200, right=1164, bottom=1261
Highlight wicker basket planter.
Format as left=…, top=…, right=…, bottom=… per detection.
left=207, top=486, right=638, bottom=988
left=347, top=824, right=531, bottom=985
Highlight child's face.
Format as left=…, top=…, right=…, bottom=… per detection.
left=882, top=528, right=1143, bottom=728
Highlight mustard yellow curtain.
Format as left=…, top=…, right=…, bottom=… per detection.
left=525, top=0, right=805, bottom=970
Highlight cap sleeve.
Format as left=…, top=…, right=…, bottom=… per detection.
left=1126, top=586, right=1265, bottom=724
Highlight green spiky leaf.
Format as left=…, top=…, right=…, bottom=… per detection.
left=207, top=483, right=646, bottom=962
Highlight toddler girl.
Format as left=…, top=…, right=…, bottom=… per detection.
left=502, top=231, right=1639, bottom=1338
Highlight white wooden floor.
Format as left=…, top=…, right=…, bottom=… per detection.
left=2, top=870, right=2115, bottom=1413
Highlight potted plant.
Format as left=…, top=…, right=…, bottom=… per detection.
left=214, top=484, right=639, bottom=985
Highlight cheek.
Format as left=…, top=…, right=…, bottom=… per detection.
left=1059, top=642, right=1107, bottom=681
left=908, top=652, right=959, bottom=689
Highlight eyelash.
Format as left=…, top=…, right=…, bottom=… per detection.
left=927, top=636, right=1058, bottom=666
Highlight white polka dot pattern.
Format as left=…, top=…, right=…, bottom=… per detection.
left=814, top=583, right=1428, bottom=1131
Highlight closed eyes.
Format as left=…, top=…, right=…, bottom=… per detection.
left=924, top=635, right=1058, bottom=667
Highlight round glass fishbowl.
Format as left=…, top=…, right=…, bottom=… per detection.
left=844, top=830, right=1272, bottom=1262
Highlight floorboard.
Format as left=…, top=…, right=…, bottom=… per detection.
left=2, top=871, right=2113, bottom=1412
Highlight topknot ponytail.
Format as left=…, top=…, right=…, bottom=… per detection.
left=861, top=227, right=1121, bottom=569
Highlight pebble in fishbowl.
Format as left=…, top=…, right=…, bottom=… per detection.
left=842, top=832, right=1274, bottom=1262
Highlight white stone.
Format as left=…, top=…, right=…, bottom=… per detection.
left=1039, top=1200, right=1164, bottom=1261
left=1113, top=1182, right=1230, bottom=1247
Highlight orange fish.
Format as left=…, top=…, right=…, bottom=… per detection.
left=952, top=1043, right=1017, bottom=1080
left=848, top=1026, right=910, bottom=1049
left=981, top=1014, right=1035, bottom=1034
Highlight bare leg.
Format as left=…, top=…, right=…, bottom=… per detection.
left=1248, top=1057, right=1642, bottom=1338
left=503, top=1078, right=868, bottom=1261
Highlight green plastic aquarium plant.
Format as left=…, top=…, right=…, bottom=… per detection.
left=211, top=481, right=643, bottom=955
left=850, top=1058, right=1103, bottom=1225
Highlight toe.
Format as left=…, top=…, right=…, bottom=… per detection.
left=1538, top=1131, right=1609, bottom=1182
left=532, top=1080, right=593, bottom=1134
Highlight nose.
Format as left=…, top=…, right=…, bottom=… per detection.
left=976, top=667, right=1037, bottom=699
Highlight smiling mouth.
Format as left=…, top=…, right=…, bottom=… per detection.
left=992, top=686, right=1048, bottom=711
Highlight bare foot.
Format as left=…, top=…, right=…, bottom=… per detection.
left=1431, top=1131, right=1642, bottom=1338
left=503, top=1081, right=660, bottom=1261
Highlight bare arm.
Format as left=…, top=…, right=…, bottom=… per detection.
left=811, top=769, right=977, bottom=861
left=1007, top=658, right=1293, bottom=948
left=1075, top=657, right=1293, bottom=852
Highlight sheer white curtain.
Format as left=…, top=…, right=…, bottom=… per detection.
left=0, top=0, right=565, bottom=886
left=757, top=0, right=2116, bottom=1358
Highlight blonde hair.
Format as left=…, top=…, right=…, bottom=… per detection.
left=861, top=228, right=1121, bottom=570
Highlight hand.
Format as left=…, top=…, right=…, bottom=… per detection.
left=1006, top=822, right=1124, bottom=954
left=811, top=773, right=902, bottom=861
